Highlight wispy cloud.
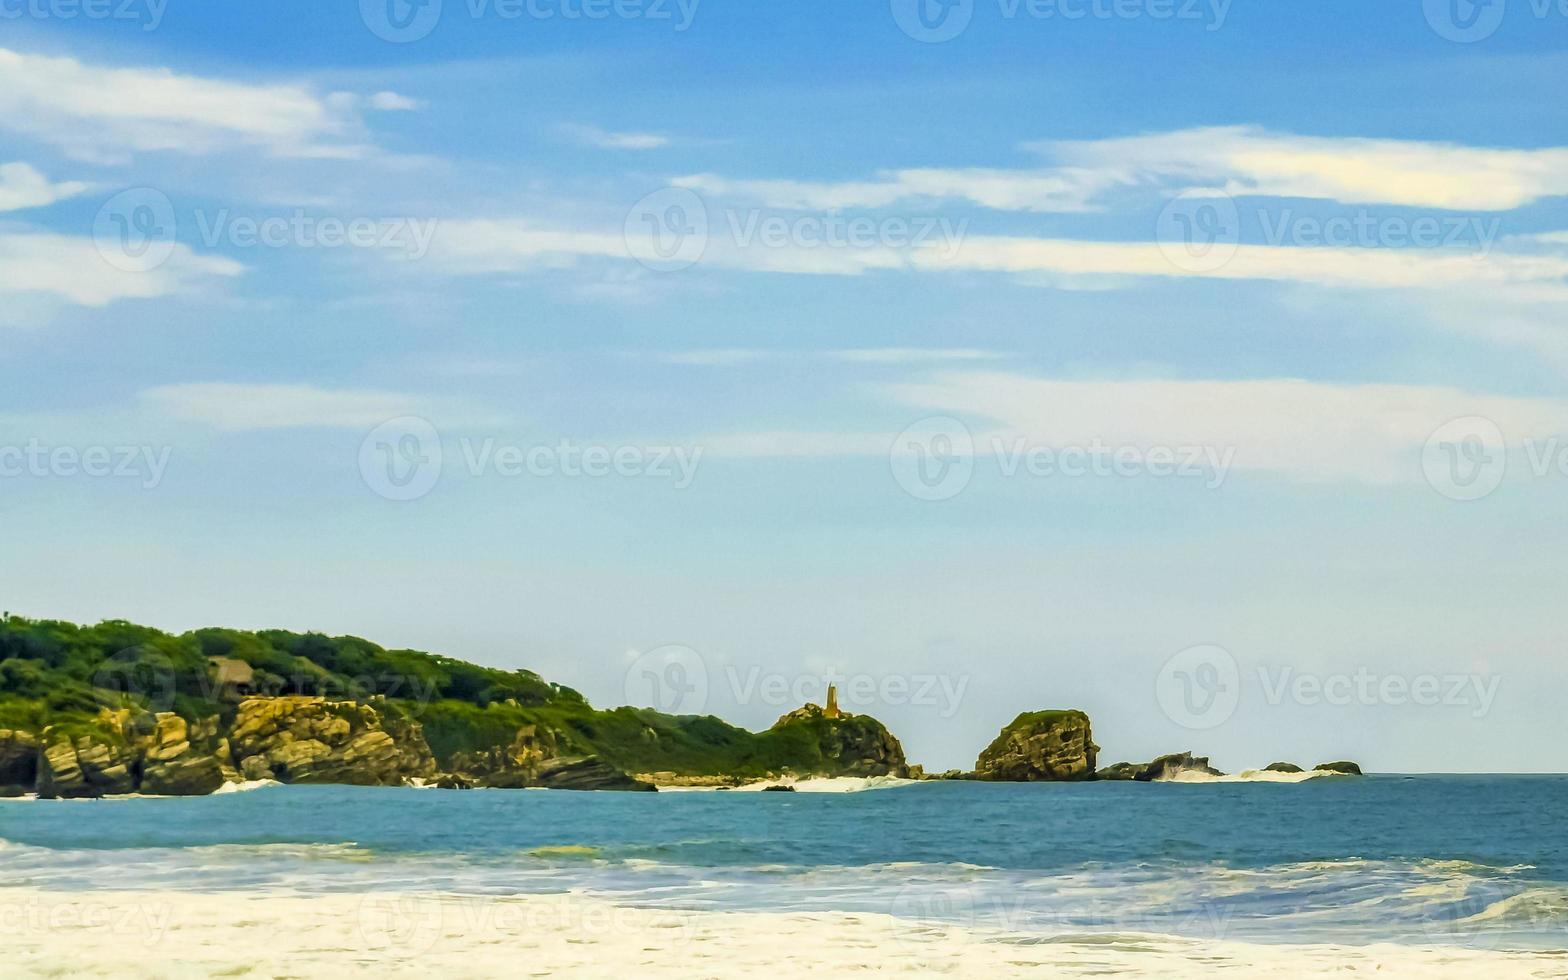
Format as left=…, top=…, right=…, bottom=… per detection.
left=0, top=232, right=242, bottom=308
left=561, top=123, right=671, bottom=150
left=0, top=162, right=88, bottom=212
left=1041, top=126, right=1568, bottom=211
left=676, top=127, right=1568, bottom=214
left=699, top=373, right=1568, bottom=485
left=139, top=382, right=494, bottom=432
left=673, top=168, right=1119, bottom=213
left=650, top=348, right=1008, bottom=366
left=0, top=48, right=393, bottom=162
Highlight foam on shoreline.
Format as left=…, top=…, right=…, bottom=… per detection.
left=3, top=887, right=1561, bottom=978
left=1160, top=768, right=1346, bottom=784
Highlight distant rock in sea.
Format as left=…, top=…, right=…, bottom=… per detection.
left=1096, top=751, right=1224, bottom=782
left=1314, top=761, right=1364, bottom=775
left=1264, top=762, right=1304, bottom=773
left=973, top=710, right=1098, bottom=781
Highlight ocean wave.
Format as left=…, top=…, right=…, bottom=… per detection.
left=213, top=779, right=282, bottom=795
left=1159, top=768, right=1344, bottom=784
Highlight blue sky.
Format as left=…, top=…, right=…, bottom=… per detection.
left=2, top=1, right=1567, bottom=772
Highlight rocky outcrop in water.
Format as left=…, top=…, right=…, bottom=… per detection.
left=137, top=713, right=225, bottom=796
left=0, top=729, right=38, bottom=796
left=228, top=696, right=436, bottom=786
left=974, top=710, right=1098, bottom=781
left=1313, top=760, right=1363, bottom=775
left=1095, top=752, right=1224, bottom=781
left=534, top=756, right=655, bottom=791
left=1264, top=762, right=1303, bottom=773
left=769, top=703, right=910, bottom=777
left=38, top=726, right=138, bottom=798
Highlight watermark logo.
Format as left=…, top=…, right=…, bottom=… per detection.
left=1156, top=643, right=1239, bottom=730
left=1258, top=667, right=1500, bottom=718
left=1422, top=416, right=1506, bottom=501
left=0, top=440, right=172, bottom=490
left=360, top=0, right=443, bottom=42
left=91, top=648, right=177, bottom=713
left=357, top=892, right=445, bottom=955
left=625, top=187, right=709, bottom=271
left=891, top=0, right=976, bottom=42
left=624, top=644, right=709, bottom=714
left=360, top=416, right=444, bottom=502
left=93, top=188, right=177, bottom=273
left=891, top=417, right=975, bottom=501
left=1423, top=0, right=1507, bottom=42
left=192, top=209, right=438, bottom=258
left=1156, top=189, right=1240, bottom=274
left=0, top=0, right=168, bottom=30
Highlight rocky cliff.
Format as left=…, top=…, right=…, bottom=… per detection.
left=767, top=703, right=910, bottom=778
left=973, top=710, right=1098, bottom=781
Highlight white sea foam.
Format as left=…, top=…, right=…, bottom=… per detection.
left=1160, top=768, right=1345, bottom=784
left=656, top=775, right=919, bottom=793
left=2, top=886, right=1561, bottom=978
left=212, top=779, right=281, bottom=795
left=733, top=775, right=919, bottom=793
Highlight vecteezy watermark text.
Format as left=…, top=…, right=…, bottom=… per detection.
left=0, top=0, right=165, bottom=30
left=624, top=187, right=968, bottom=272
left=359, top=417, right=703, bottom=501
left=891, top=0, right=1232, bottom=43
left=360, top=0, right=700, bottom=43
left=890, top=416, right=1234, bottom=501
left=622, top=644, right=970, bottom=718
left=0, top=440, right=171, bottom=490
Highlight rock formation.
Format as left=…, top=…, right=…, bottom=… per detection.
left=227, top=696, right=437, bottom=786
left=1264, top=762, right=1303, bottom=773
left=974, top=710, right=1098, bottom=781
left=1314, top=760, right=1363, bottom=775
left=769, top=702, right=909, bottom=777
left=0, top=729, right=38, bottom=796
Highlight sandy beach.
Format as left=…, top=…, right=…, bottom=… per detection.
left=5, top=887, right=1563, bottom=978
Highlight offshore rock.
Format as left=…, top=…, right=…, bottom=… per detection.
left=1314, top=760, right=1363, bottom=775
left=227, top=696, right=435, bottom=786
left=974, top=710, right=1098, bottom=781
left=769, top=703, right=909, bottom=777
left=0, top=729, right=39, bottom=794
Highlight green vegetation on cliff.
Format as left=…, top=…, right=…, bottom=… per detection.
left=0, top=616, right=905, bottom=783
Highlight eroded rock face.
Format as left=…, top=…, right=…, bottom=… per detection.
left=37, top=728, right=138, bottom=799
left=227, top=697, right=436, bottom=786
left=0, top=729, right=38, bottom=794
left=535, top=756, right=655, bottom=792
left=974, top=710, right=1098, bottom=781
left=1134, top=752, right=1223, bottom=781
left=137, top=713, right=224, bottom=797
left=769, top=704, right=910, bottom=777
left=447, top=724, right=560, bottom=788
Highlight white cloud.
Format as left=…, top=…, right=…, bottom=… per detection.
left=419, top=216, right=1568, bottom=291
left=0, top=232, right=242, bottom=308
left=1042, top=126, right=1568, bottom=211
left=650, top=348, right=1005, bottom=366
left=562, top=124, right=670, bottom=150
left=700, top=373, right=1568, bottom=485
left=368, top=91, right=421, bottom=112
left=827, top=348, right=1007, bottom=364
left=919, top=236, right=1568, bottom=290
left=677, top=127, right=1568, bottom=214
left=141, top=383, right=440, bottom=432
left=674, top=167, right=1118, bottom=212
left=0, top=48, right=386, bottom=162
left=0, top=162, right=88, bottom=212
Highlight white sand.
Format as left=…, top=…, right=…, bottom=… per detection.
left=3, top=887, right=1563, bottom=978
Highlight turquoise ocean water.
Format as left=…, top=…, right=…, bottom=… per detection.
left=2, top=776, right=1565, bottom=950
